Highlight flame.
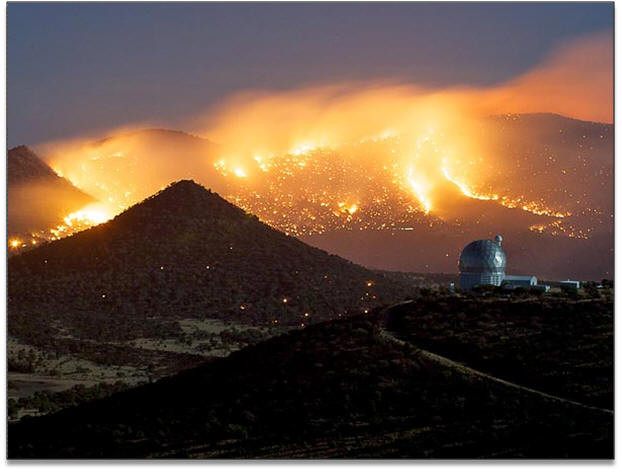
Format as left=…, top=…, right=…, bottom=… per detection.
left=441, top=165, right=570, bottom=219
left=441, top=167, right=499, bottom=202
left=49, top=203, right=113, bottom=240
left=407, top=170, right=431, bottom=215
left=233, top=168, right=247, bottom=178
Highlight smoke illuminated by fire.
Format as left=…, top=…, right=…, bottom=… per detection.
left=16, top=31, right=610, bottom=245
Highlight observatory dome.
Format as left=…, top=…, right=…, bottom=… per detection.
left=459, top=238, right=506, bottom=274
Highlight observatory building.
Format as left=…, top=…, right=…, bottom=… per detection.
left=458, top=235, right=506, bottom=289
left=458, top=235, right=551, bottom=292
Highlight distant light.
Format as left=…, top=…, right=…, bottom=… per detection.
left=282, top=298, right=288, bottom=303
left=233, top=168, right=247, bottom=178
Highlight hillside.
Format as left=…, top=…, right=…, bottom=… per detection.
left=8, top=297, right=613, bottom=458
left=305, top=113, right=613, bottom=280
left=22, top=113, right=613, bottom=279
left=385, top=296, right=613, bottom=410
left=8, top=180, right=415, bottom=375
left=8, top=145, right=95, bottom=236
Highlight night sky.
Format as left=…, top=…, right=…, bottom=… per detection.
left=7, top=2, right=613, bottom=147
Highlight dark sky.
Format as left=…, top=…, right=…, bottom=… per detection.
left=7, top=2, right=613, bottom=147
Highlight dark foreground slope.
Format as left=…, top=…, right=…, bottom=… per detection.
left=386, top=296, right=614, bottom=410
left=8, top=180, right=413, bottom=372
left=9, top=298, right=613, bottom=459
left=8, top=145, right=94, bottom=235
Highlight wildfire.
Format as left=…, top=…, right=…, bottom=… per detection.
left=35, top=73, right=603, bottom=243
left=50, top=203, right=113, bottom=240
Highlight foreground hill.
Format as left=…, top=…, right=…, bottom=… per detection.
left=9, top=296, right=612, bottom=458
left=8, top=180, right=414, bottom=375
left=386, top=296, right=613, bottom=410
left=7, top=145, right=94, bottom=236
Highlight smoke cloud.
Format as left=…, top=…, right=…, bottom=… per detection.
left=482, top=31, right=613, bottom=123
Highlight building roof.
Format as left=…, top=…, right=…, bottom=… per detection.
left=459, top=238, right=506, bottom=275
left=503, top=275, right=537, bottom=281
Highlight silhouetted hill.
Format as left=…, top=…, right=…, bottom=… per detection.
left=7, top=145, right=95, bottom=235
left=8, top=298, right=612, bottom=458
left=92, top=128, right=212, bottom=148
left=8, top=145, right=61, bottom=182
left=8, top=180, right=414, bottom=369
